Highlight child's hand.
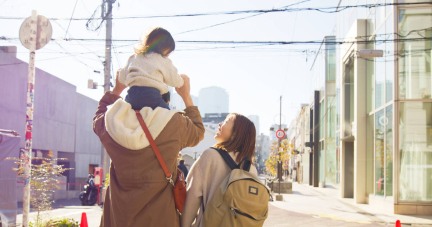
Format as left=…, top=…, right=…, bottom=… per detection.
left=175, top=74, right=190, bottom=97
left=113, top=69, right=127, bottom=96
left=175, top=74, right=193, bottom=107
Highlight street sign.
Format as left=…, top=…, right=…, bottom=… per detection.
left=19, top=14, right=52, bottom=50
left=275, top=129, right=285, bottom=139
left=18, top=11, right=52, bottom=226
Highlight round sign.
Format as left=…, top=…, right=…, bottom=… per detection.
left=19, top=15, right=52, bottom=50
left=276, top=129, right=285, bottom=139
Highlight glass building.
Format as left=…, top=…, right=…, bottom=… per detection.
left=306, top=0, right=432, bottom=215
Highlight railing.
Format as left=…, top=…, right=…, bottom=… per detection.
left=17, top=181, right=87, bottom=199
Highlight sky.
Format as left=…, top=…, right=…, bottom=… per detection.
left=0, top=0, right=339, bottom=136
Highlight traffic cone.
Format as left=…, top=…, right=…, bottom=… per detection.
left=80, top=212, right=88, bottom=227
left=395, top=220, right=401, bottom=227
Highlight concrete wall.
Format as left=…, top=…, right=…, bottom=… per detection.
left=0, top=51, right=102, bottom=184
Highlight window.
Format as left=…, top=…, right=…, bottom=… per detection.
left=376, top=25, right=386, bottom=108
left=399, top=102, right=432, bottom=202
left=375, top=109, right=385, bottom=196
left=385, top=16, right=394, bottom=103
left=398, top=8, right=432, bottom=100
left=326, top=96, right=337, bottom=185
left=385, top=105, right=393, bottom=196
left=344, top=57, right=355, bottom=137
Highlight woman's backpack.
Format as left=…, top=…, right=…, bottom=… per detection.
left=203, top=147, right=270, bottom=227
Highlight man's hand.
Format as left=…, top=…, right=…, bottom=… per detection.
left=112, top=69, right=127, bottom=97
left=175, top=74, right=194, bottom=107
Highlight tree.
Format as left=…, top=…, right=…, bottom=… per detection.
left=265, top=139, right=291, bottom=177
left=6, top=150, right=72, bottom=226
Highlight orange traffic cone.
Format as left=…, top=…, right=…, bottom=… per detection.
left=395, top=220, right=401, bottom=227
left=80, top=212, right=88, bottom=227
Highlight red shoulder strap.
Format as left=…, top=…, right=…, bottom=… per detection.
left=135, top=110, right=173, bottom=183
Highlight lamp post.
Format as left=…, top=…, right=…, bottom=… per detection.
left=194, top=150, right=197, bottom=160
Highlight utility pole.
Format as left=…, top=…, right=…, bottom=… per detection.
left=278, top=96, right=282, bottom=189
left=274, top=96, right=284, bottom=201
left=102, top=0, right=113, bottom=179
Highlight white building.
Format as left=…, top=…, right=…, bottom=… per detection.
left=169, top=89, right=199, bottom=111
left=256, top=133, right=270, bottom=172
left=198, top=86, right=229, bottom=117
left=179, top=124, right=218, bottom=170
left=248, top=115, right=260, bottom=135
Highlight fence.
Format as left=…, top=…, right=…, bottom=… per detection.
left=16, top=181, right=87, bottom=201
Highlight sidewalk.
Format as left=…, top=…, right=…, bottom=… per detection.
left=16, top=198, right=102, bottom=226
left=269, top=182, right=432, bottom=226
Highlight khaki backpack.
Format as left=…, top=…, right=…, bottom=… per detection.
left=203, top=147, right=270, bottom=227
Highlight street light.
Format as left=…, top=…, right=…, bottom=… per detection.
left=194, top=150, right=197, bottom=160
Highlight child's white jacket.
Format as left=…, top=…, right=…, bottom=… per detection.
left=118, top=52, right=184, bottom=94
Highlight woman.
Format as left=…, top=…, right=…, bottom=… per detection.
left=93, top=73, right=204, bottom=227
left=181, top=113, right=258, bottom=227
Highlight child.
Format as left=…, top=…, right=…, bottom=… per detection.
left=118, top=27, right=184, bottom=110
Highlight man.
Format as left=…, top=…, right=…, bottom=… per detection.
left=177, top=160, right=188, bottom=180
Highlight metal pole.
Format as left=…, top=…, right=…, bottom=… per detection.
left=22, top=10, right=38, bottom=227
left=102, top=0, right=113, bottom=180
left=278, top=96, right=282, bottom=194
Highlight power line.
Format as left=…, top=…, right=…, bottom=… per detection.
left=174, top=0, right=310, bottom=35
left=2, top=37, right=429, bottom=45
left=64, top=0, right=79, bottom=38
left=0, top=2, right=430, bottom=21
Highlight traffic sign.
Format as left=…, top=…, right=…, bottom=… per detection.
left=276, top=129, right=285, bottom=139
left=19, top=14, right=52, bottom=50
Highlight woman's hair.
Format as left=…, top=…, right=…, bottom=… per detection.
left=214, top=113, right=256, bottom=163
left=134, top=27, right=175, bottom=56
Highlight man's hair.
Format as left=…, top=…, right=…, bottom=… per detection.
left=162, top=92, right=170, bottom=104
left=179, top=160, right=185, bottom=165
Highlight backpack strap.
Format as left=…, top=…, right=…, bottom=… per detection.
left=240, top=157, right=252, bottom=172
left=211, top=147, right=239, bottom=170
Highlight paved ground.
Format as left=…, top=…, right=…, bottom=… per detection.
left=16, top=198, right=102, bottom=227
left=265, top=180, right=432, bottom=227
left=265, top=203, right=394, bottom=227
left=13, top=179, right=432, bottom=227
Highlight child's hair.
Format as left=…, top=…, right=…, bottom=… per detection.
left=134, top=27, right=175, bottom=56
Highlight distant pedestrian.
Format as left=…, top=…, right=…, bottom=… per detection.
left=177, top=160, right=189, bottom=180
left=182, top=113, right=268, bottom=227
left=94, top=56, right=204, bottom=226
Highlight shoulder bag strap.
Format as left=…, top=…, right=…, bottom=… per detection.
left=136, top=110, right=174, bottom=186
left=211, top=147, right=239, bottom=170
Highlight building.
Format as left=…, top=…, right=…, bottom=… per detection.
left=179, top=124, right=218, bottom=170
left=202, top=113, right=230, bottom=124
left=288, top=105, right=310, bottom=184
left=248, top=115, right=260, bottom=135
left=198, top=86, right=229, bottom=117
left=301, top=1, right=432, bottom=215
left=169, top=88, right=199, bottom=111
left=0, top=47, right=102, bottom=186
left=255, top=133, right=270, bottom=173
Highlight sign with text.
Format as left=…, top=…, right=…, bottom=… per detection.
left=275, top=129, right=285, bottom=139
